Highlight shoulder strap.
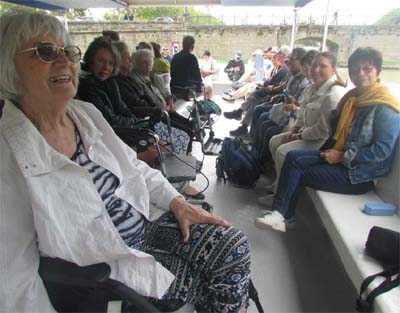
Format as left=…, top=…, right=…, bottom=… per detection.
left=248, top=279, right=264, bottom=313
left=356, top=268, right=400, bottom=312
left=0, top=99, right=4, bottom=119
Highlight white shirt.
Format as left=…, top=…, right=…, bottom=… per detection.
left=200, top=57, right=219, bottom=86
left=0, top=99, right=180, bottom=312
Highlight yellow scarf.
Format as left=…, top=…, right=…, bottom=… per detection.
left=333, top=82, right=400, bottom=151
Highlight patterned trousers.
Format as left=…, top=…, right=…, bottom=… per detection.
left=142, top=212, right=251, bottom=313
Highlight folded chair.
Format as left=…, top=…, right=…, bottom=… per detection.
left=172, top=86, right=223, bottom=156
left=113, top=108, right=197, bottom=185
left=39, top=257, right=187, bottom=313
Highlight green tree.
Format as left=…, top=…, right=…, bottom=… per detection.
left=376, top=8, right=400, bottom=25
left=64, top=9, right=87, bottom=20
left=0, top=2, right=86, bottom=20
left=0, top=2, right=36, bottom=15
left=102, top=6, right=223, bottom=25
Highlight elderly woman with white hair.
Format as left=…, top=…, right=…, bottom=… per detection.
left=127, top=48, right=195, bottom=154
left=0, top=12, right=251, bottom=313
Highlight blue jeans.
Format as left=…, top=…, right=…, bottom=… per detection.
left=257, top=119, right=284, bottom=162
left=273, top=150, right=375, bottom=220
left=250, top=103, right=273, bottom=138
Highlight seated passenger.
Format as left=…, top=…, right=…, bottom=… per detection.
left=250, top=47, right=311, bottom=151
left=77, top=36, right=140, bottom=129
left=224, top=47, right=291, bottom=137
left=259, top=52, right=346, bottom=197
left=200, top=50, right=219, bottom=88
left=222, top=50, right=266, bottom=102
left=224, top=51, right=245, bottom=83
left=128, top=48, right=195, bottom=154
left=151, top=41, right=170, bottom=74
left=170, top=35, right=203, bottom=95
left=162, top=45, right=172, bottom=63
left=0, top=12, right=251, bottom=312
left=255, top=47, right=400, bottom=232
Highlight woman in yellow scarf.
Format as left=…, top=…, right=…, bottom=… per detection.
left=255, top=47, right=400, bottom=232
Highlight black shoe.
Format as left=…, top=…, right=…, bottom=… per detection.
left=224, top=109, right=242, bottom=120
left=230, top=125, right=248, bottom=137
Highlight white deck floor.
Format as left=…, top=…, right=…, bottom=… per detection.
left=189, top=88, right=357, bottom=313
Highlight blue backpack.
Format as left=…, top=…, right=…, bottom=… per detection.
left=216, top=137, right=260, bottom=188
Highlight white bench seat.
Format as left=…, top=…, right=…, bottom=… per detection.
left=307, top=189, right=400, bottom=313
left=306, top=137, right=400, bottom=312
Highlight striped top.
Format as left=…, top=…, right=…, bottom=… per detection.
left=71, top=132, right=147, bottom=249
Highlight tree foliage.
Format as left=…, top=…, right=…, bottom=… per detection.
left=0, top=2, right=36, bottom=15
left=0, top=2, right=87, bottom=19
left=102, top=6, right=223, bottom=25
left=376, top=8, right=400, bottom=25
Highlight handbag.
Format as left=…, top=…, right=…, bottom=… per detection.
left=269, top=102, right=290, bottom=127
left=356, top=226, right=400, bottom=312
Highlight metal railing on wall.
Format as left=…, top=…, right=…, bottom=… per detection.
left=187, top=13, right=393, bottom=26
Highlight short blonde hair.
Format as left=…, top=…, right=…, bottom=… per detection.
left=0, top=12, right=71, bottom=100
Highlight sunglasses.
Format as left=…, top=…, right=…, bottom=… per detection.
left=16, top=42, right=81, bottom=64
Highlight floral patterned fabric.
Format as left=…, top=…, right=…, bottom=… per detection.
left=143, top=212, right=251, bottom=313
left=154, top=122, right=190, bottom=154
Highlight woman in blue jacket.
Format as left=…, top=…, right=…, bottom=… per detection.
left=255, top=47, right=400, bottom=232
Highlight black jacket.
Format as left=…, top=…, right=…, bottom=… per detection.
left=224, top=59, right=245, bottom=81
left=115, top=74, right=156, bottom=113
left=170, top=50, right=202, bottom=93
left=77, top=73, right=138, bottom=129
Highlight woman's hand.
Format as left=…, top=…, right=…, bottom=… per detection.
left=320, top=149, right=344, bottom=164
left=166, top=96, right=176, bottom=112
left=283, top=103, right=298, bottom=112
left=291, top=127, right=301, bottom=134
left=287, top=133, right=301, bottom=142
left=170, top=196, right=231, bottom=241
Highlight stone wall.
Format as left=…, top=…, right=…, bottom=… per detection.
left=68, top=21, right=400, bottom=67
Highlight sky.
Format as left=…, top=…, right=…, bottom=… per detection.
left=90, top=0, right=399, bottom=24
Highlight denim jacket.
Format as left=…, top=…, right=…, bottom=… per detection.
left=342, top=104, right=400, bottom=183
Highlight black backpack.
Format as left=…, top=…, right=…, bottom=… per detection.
left=216, top=137, right=260, bottom=188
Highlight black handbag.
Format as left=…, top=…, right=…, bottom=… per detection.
left=356, top=226, right=400, bottom=312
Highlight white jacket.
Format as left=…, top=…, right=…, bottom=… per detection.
left=294, top=75, right=345, bottom=141
left=0, top=99, right=180, bottom=312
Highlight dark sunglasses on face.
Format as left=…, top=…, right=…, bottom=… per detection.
left=16, top=41, right=81, bottom=64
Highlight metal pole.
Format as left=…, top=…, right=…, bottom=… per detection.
left=322, top=0, right=330, bottom=52
left=290, top=8, right=298, bottom=50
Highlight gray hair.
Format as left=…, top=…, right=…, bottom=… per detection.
left=131, top=49, right=154, bottom=70
left=0, top=11, right=72, bottom=100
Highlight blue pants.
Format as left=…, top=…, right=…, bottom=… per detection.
left=257, top=119, right=284, bottom=162
left=250, top=103, right=273, bottom=138
left=273, top=150, right=375, bottom=220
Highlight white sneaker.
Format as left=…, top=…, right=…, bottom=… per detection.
left=257, top=194, right=274, bottom=207
left=255, top=211, right=286, bottom=232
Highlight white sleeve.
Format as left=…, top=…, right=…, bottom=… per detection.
left=0, top=145, right=55, bottom=313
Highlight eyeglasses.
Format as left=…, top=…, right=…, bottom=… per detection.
left=16, top=42, right=81, bottom=64
left=349, top=64, right=375, bottom=75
